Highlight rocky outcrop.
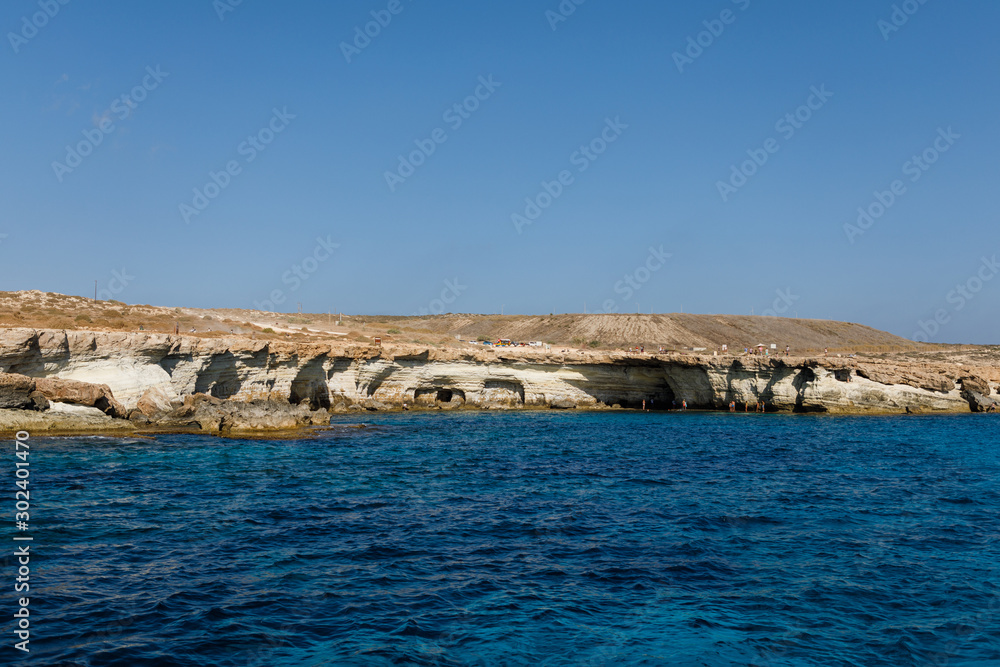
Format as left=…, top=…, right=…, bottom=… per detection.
left=135, top=385, right=180, bottom=419
left=0, top=328, right=996, bottom=436
left=34, top=376, right=127, bottom=418
left=0, top=369, right=329, bottom=436
left=151, top=393, right=330, bottom=434
left=27, top=391, right=49, bottom=411
left=0, top=407, right=136, bottom=435
left=0, top=373, right=35, bottom=409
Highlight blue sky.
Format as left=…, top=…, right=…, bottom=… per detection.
left=2, top=0, right=999, bottom=343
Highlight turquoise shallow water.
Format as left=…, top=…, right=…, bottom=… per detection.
left=6, top=411, right=1000, bottom=665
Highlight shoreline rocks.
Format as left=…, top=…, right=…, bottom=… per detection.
left=0, top=328, right=996, bottom=436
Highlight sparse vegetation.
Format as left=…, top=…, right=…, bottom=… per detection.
left=1, top=291, right=986, bottom=365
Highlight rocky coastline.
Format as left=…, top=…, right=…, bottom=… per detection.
left=0, top=328, right=996, bottom=436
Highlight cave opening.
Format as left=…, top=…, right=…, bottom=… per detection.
left=605, top=383, right=677, bottom=410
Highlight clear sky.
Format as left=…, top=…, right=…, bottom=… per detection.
left=2, top=0, right=998, bottom=343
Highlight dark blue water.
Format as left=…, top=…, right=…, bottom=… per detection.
left=5, top=412, right=1000, bottom=665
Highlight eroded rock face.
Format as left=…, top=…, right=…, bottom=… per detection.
left=0, top=373, right=35, bottom=409
left=0, top=328, right=995, bottom=420
left=27, top=391, right=49, bottom=411
left=35, top=376, right=127, bottom=418
left=0, top=407, right=136, bottom=434
left=136, top=385, right=179, bottom=419
left=962, top=390, right=997, bottom=412
left=155, top=393, right=329, bottom=433
left=960, top=375, right=992, bottom=396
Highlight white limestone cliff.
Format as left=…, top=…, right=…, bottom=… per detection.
left=0, top=328, right=993, bottom=415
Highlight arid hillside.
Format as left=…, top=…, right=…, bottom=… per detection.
left=0, top=290, right=969, bottom=357
left=390, top=312, right=923, bottom=354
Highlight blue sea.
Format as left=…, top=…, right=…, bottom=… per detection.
left=7, top=412, right=1000, bottom=666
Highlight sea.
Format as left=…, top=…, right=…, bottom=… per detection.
left=7, top=411, right=999, bottom=666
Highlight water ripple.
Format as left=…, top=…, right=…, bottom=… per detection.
left=12, top=412, right=1000, bottom=665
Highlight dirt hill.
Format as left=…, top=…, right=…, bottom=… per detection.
left=0, top=291, right=930, bottom=355
left=384, top=312, right=921, bottom=354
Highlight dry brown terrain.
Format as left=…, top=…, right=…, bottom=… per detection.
left=1, top=290, right=995, bottom=364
